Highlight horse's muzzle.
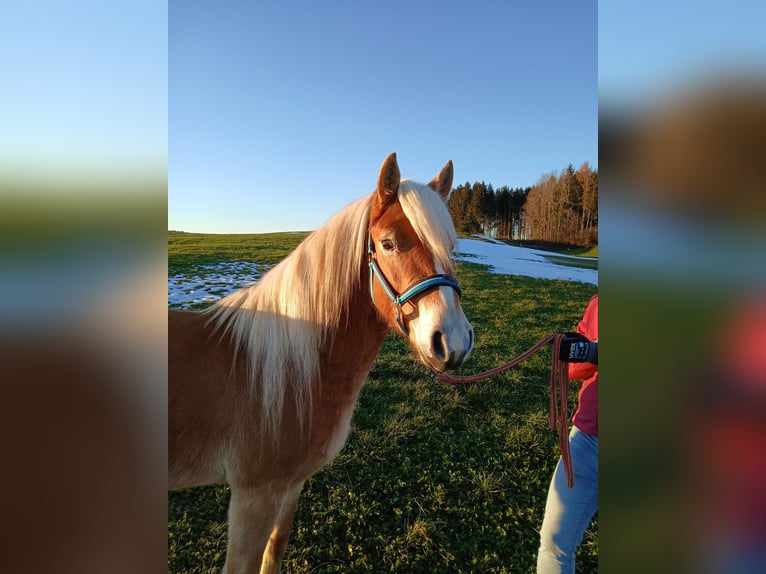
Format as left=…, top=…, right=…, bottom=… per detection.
left=424, top=325, right=474, bottom=372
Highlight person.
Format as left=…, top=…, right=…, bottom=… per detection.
left=537, top=294, right=598, bottom=574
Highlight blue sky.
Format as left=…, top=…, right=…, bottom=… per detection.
left=169, top=1, right=597, bottom=233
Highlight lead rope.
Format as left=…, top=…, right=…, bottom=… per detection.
left=434, top=332, right=575, bottom=488
left=550, top=333, right=574, bottom=488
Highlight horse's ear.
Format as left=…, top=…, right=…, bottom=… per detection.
left=428, top=160, right=453, bottom=202
left=376, top=152, right=400, bottom=207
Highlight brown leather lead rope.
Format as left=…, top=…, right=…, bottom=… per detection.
left=434, top=333, right=575, bottom=488
left=550, top=333, right=574, bottom=488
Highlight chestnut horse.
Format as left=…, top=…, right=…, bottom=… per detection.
left=169, top=153, right=474, bottom=573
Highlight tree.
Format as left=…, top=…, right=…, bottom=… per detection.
left=559, top=164, right=584, bottom=243
left=523, top=173, right=558, bottom=243
left=495, top=186, right=513, bottom=239
left=576, top=162, right=598, bottom=244
left=448, top=182, right=482, bottom=235
left=447, top=183, right=470, bottom=232
left=493, top=185, right=529, bottom=239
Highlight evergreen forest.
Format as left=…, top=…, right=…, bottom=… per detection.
left=447, top=162, right=597, bottom=247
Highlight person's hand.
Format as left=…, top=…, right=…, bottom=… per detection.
left=558, top=332, right=598, bottom=364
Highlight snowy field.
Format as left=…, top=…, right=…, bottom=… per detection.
left=455, top=237, right=597, bottom=285
left=168, top=261, right=270, bottom=308
left=168, top=237, right=597, bottom=307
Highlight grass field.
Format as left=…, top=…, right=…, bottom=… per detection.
left=168, top=232, right=598, bottom=573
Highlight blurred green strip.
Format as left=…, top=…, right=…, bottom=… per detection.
left=1, top=176, right=166, bottom=254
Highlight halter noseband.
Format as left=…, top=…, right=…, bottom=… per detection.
left=367, top=233, right=462, bottom=335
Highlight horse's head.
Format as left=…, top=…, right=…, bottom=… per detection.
left=367, top=153, right=474, bottom=372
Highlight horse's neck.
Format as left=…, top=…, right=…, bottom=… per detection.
left=300, top=267, right=387, bottom=459
left=321, top=267, right=388, bottom=395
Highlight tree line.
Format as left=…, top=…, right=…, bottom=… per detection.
left=447, top=162, right=597, bottom=247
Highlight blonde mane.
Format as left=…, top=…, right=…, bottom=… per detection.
left=206, top=180, right=456, bottom=438
left=398, top=179, right=457, bottom=271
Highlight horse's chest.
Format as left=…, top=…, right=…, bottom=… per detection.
left=324, top=401, right=357, bottom=461
left=311, top=384, right=361, bottom=466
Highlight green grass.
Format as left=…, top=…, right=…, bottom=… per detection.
left=570, top=245, right=598, bottom=258
left=168, top=231, right=309, bottom=274
left=168, top=233, right=598, bottom=573
left=541, top=253, right=598, bottom=271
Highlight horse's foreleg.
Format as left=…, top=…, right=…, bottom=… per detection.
left=222, top=483, right=304, bottom=574
left=222, top=486, right=277, bottom=574
left=259, top=482, right=304, bottom=574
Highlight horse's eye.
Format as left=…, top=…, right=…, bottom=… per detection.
left=381, top=239, right=395, bottom=252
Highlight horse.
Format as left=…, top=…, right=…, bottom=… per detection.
left=168, top=153, right=474, bottom=573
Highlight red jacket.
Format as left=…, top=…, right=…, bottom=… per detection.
left=570, top=294, right=598, bottom=436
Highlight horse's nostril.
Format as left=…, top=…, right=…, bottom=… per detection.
left=431, top=330, right=448, bottom=362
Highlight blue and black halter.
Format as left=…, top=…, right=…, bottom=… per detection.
left=367, top=233, right=462, bottom=335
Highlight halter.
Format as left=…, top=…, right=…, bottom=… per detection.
left=367, top=233, right=462, bottom=335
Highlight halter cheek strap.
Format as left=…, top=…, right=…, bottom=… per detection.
left=367, top=233, right=462, bottom=335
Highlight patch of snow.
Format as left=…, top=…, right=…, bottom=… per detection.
left=168, top=261, right=269, bottom=308
left=455, top=238, right=598, bottom=285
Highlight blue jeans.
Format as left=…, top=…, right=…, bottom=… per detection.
left=537, top=426, right=598, bottom=574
